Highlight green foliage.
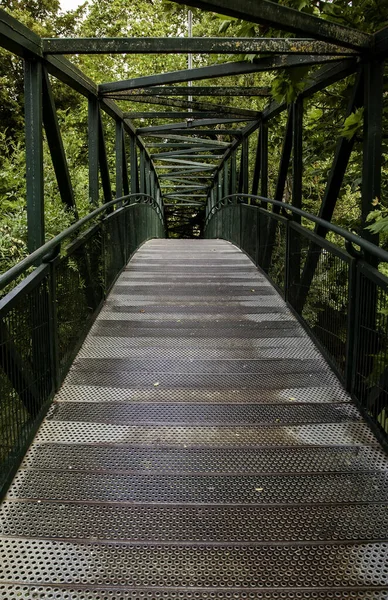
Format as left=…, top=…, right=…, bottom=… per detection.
left=366, top=203, right=388, bottom=248
left=339, top=107, right=364, bottom=140
left=271, top=67, right=310, bottom=104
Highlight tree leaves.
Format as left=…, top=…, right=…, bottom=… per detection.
left=339, top=108, right=364, bottom=140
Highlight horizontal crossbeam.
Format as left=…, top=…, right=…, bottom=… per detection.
left=42, top=36, right=355, bottom=55
left=168, top=0, right=371, bottom=49
left=128, top=112, right=238, bottom=119
left=137, top=118, right=250, bottom=133
left=99, top=55, right=343, bottom=93
left=159, top=169, right=215, bottom=177
left=116, top=86, right=271, bottom=97
left=153, top=157, right=218, bottom=167
left=143, top=129, right=243, bottom=136
left=150, top=145, right=224, bottom=152
left=153, top=154, right=223, bottom=159
left=111, top=95, right=261, bottom=119
left=143, top=134, right=230, bottom=145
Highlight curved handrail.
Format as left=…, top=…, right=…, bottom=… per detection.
left=205, top=193, right=388, bottom=264
left=0, top=193, right=163, bottom=290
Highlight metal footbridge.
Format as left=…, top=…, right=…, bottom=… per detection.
left=1, top=3, right=388, bottom=598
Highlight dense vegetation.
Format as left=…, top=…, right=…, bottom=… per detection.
left=1, top=0, right=388, bottom=273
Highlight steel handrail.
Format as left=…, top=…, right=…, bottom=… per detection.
left=206, top=193, right=388, bottom=264
left=0, top=193, right=163, bottom=290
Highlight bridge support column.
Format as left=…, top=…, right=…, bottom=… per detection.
left=88, top=96, right=99, bottom=206
left=24, top=58, right=44, bottom=253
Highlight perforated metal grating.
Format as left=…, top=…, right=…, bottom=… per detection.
left=0, top=587, right=387, bottom=600
left=8, top=470, right=388, bottom=504
left=47, top=402, right=360, bottom=426
left=1, top=538, right=388, bottom=588
left=2, top=239, right=388, bottom=598
left=54, top=384, right=351, bottom=404
left=21, top=444, right=388, bottom=474
left=2, top=501, right=388, bottom=543
left=32, top=420, right=378, bottom=446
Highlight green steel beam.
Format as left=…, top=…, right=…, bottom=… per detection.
left=99, top=55, right=343, bottom=94
left=115, top=121, right=124, bottom=199
left=159, top=169, right=215, bottom=178
left=145, top=134, right=230, bottom=145
left=138, top=118, right=251, bottom=132
left=168, top=0, right=370, bottom=49
left=144, top=129, right=242, bottom=136
left=153, top=158, right=219, bottom=167
left=161, top=184, right=208, bottom=189
left=42, top=67, right=77, bottom=215
left=129, top=132, right=138, bottom=194
left=164, top=193, right=207, bottom=198
left=158, top=164, right=216, bottom=170
left=107, top=93, right=261, bottom=119
left=111, top=86, right=271, bottom=97
left=362, top=59, right=384, bottom=241
left=0, top=8, right=42, bottom=58
left=136, top=117, right=251, bottom=133
left=149, top=144, right=225, bottom=150
left=129, top=112, right=229, bottom=119
left=42, top=36, right=355, bottom=55
left=292, top=98, right=303, bottom=215
left=251, top=129, right=261, bottom=196
left=161, top=176, right=213, bottom=182
left=24, top=58, right=44, bottom=252
left=153, top=154, right=222, bottom=159
left=374, top=27, right=388, bottom=58
left=88, top=97, right=99, bottom=205
left=45, top=54, right=97, bottom=97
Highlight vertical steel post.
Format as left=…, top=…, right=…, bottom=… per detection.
left=130, top=134, right=138, bottom=194
left=292, top=98, right=303, bottom=219
left=288, top=98, right=303, bottom=296
left=259, top=122, right=268, bottom=257
left=345, top=256, right=358, bottom=392
left=223, top=160, right=229, bottom=198
left=145, top=157, right=151, bottom=196
left=140, top=147, right=146, bottom=194
left=115, top=120, right=124, bottom=198
left=260, top=121, right=268, bottom=202
left=362, top=59, right=383, bottom=246
left=251, top=128, right=261, bottom=196
left=217, top=170, right=222, bottom=203
left=24, top=58, right=44, bottom=252
left=88, top=96, right=99, bottom=205
left=122, top=131, right=129, bottom=196
left=242, top=136, right=249, bottom=196
left=230, top=152, right=237, bottom=195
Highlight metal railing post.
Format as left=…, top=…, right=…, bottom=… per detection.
left=345, top=256, right=358, bottom=392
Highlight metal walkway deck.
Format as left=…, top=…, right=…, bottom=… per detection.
left=1, top=239, right=388, bottom=599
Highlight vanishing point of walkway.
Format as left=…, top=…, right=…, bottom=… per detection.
left=1, top=239, right=388, bottom=599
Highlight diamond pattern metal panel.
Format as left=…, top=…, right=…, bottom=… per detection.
left=2, top=239, right=388, bottom=599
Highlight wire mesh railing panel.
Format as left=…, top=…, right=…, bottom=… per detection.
left=0, top=266, right=53, bottom=491
left=104, top=211, right=126, bottom=292
left=55, top=228, right=104, bottom=380
left=288, top=226, right=350, bottom=379
left=204, top=194, right=388, bottom=447
left=241, top=205, right=257, bottom=264
left=353, top=264, right=388, bottom=437
left=0, top=196, right=165, bottom=497
left=256, top=210, right=287, bottom=295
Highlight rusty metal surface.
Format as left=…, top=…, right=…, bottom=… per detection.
left=1, top=239, right=388, bottom=599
